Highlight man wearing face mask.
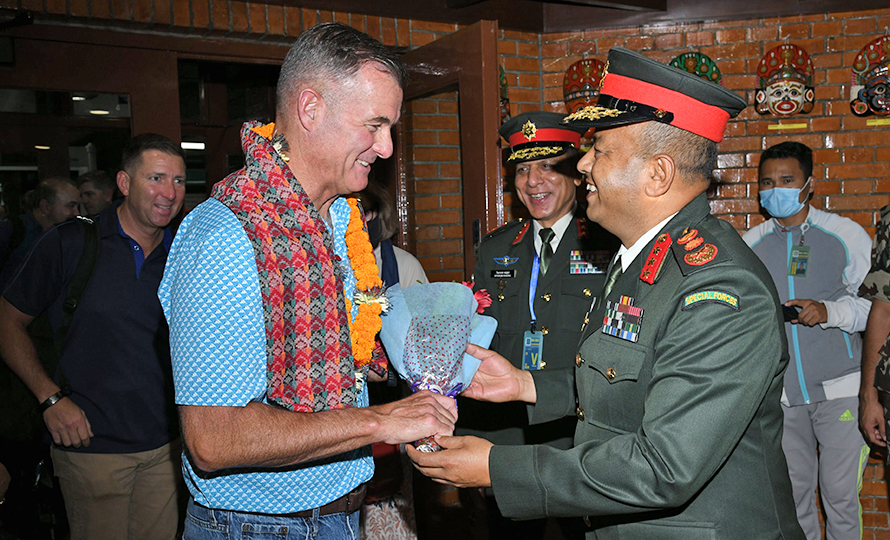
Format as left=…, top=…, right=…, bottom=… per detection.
left=743, top=141, right=872, bottom=540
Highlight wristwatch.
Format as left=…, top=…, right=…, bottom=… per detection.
left=39, top=391, right=65, bottom=413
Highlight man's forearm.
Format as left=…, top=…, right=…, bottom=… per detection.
left=861, top=299, right=890, bottom=395
left=0, top=298, right=57, bottom=402
left=180, top=390, right=455, bottom=473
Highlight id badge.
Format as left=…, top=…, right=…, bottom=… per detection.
left=521, top=330, right=544, bottom=370
left=789, top=245, right=810, bottom=277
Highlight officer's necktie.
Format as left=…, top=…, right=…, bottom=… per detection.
left=602, top=255, right=623, bottom=300
left=539, top=228, right=555, bottom=275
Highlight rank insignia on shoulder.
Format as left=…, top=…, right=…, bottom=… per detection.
left=682, top=290, right=740, bottom=311
left=512, top=222, right=531, bottom=245
left=640, top=233, right=672, bottom=284
left=577, top=218, right=589, bottom=239
left=570, top=250, right=610, bottom=274
left=494, top=256, right=519, bottom=266
left=602, top=295, right=643, bottom=342
left=671, top=226, right=730, bottom=276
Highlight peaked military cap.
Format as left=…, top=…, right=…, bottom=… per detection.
left=499, top=111, right=589, bottom=163
left=563, top=47, right=747, bottom=142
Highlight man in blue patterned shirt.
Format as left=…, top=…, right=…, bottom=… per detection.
left=159, top=23, right=457, bottom=540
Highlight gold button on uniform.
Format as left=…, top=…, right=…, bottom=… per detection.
left=606, top=367, right=616, bottom=380
left=498, top=294, right=505, bottom=302
left=540, top=361, right=547, bottom=369
left=542, top=293, right=552, bottom=302
left=575, top=353, right=583, bottom=367
left=583, top=288, right=592, bottom=297
left=576, top=407, right=584, bottom=420
left=541, top=326, right=549, bottom=335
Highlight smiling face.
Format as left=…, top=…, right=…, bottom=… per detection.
left=118, top=149, right=186, bottom=235
left=576, top=124, right=647, bottom=245
left=514, top=153, right=582, bottom=228
left=312, top=63, right=403, bottom=202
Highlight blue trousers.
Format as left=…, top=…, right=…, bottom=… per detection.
left=183, top=498, right=359, bottom=540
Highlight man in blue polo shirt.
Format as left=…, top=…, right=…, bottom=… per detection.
left=0, top=133, right=186, bottom=540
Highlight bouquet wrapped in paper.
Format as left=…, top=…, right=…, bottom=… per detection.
left=380, top=282, right=497, bottom=452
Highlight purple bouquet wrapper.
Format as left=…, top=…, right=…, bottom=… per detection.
left=380, top=282, right=497, bottom=452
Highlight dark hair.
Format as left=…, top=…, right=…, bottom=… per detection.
left=36, top=177, right=77, bottom=205
left=357, top=181, right=397, bottom=241
left=276, top=22, right=407, bottom=116
left=76, top=170, right=115, bottom=193
left=760, top=141, right=813, bottom=179
left=638, top=122, right=717, bottom=184
left=120, top=133, right=186, bottom=176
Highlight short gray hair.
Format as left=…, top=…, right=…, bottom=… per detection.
left=637, top=122, right=717, bottom=184
left=276, top=22, right=407, bottom=116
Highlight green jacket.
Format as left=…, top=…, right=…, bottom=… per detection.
left=489, top=194, right=803, bottom=540
left=457, top=207, right=618, bottom=448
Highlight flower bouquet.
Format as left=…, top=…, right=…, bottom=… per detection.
left=379, top=282, right=497, bottom=452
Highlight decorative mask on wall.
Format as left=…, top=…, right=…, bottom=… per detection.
left=756, top=44, right=815, bottom=116
left=851, top=35, right=890, bottom=117
left=499, top=65, right=511, bottom=125
left=563, top=58, right=606, bottom=114
left=669, top=52, right=723, bottom=85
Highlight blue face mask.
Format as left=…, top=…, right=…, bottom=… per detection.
left=759, top=179, right=811, bottom=219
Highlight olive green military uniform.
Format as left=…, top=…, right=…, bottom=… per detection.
left=457, top=207, right=618, bottom=449
left=489, top=194, right=804, bottom=540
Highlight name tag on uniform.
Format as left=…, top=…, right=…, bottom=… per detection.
left=522, top=330, right=544, bottom=370
left=491, top=269, right=516, bottom=279
left=789, top=245, right=809, bottom=277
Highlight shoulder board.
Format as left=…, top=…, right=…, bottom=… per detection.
left=640, top=232, right=672, bottom=284
left=482, top=218, right=525, bottom=242
left=512, top=221, right=531, bottom=245
left=670, top=226, right=732, bottom=276
left=576, top=217, right=589, bottom=239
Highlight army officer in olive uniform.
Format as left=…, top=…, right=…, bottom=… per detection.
left=458, top=112, right=618, bottom=540
left=411, top=48, right=804, bottom=540
left=459, top=112, right=617, bottom=451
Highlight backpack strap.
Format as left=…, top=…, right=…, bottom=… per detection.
left=54, top=216, right=100, bottom=365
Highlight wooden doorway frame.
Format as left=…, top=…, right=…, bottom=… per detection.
left=395, top=20, right=502, bottom=279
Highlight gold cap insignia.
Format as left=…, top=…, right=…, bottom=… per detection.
left=521, top=120, right=537, bottom=141
left=597, top=60, right=609, bottom=93
left=564, top=106, right=625, bottom=122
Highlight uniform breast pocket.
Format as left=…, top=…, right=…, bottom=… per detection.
left=556, top=279, right=601, bottom=333
left=577, top=337, right=648, bottom=433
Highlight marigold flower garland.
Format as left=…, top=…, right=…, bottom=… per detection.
left=343, top=197, right=387, bottom=368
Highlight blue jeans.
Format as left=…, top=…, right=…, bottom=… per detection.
left=183, top=498, right=359, bottom=540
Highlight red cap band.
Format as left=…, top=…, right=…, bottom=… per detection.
left=507, top=128, right=582, bottom=148
left=601, top=74, right=731, bottom=142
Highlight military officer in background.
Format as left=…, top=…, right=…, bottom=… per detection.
left=457, top=112, right=617, bottom=540
left=412, top=48, right=804, bottom=540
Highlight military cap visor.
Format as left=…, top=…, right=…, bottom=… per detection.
left=564, top=47, right=747, bottom=142
left=499, top=112, right=588, bottom=163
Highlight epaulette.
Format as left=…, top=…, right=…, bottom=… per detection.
left=512, top=220, right=531, bottom=245
left=640, top=232, right=672, bottom=284
left=576, top=217, right=588, bottom=239
left=482, top=218, right=526, bottom=242
left=670, top=226, right=731, bottom=276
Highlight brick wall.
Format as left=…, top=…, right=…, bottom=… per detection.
left=499, top=8, right=890, bottom=235
left=404, top=91, right=465, bottom=282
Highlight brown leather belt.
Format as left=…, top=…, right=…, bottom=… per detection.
left=284, top=482, right=367, bottom=518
